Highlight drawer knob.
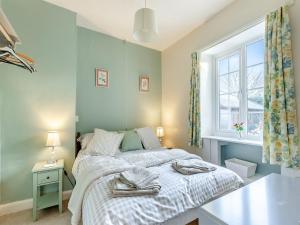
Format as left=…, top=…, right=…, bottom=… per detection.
left=46, top=176, right=50, bottom=179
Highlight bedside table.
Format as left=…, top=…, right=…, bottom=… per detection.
left=32, top=159, right=64, bottom=221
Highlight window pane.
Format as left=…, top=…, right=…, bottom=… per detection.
left=219, top=74, right=228, bottom=94
left=229, top=54, right=239, bottom=72
left=218, top=58, right=228, bottom=75
left=246, top=39, right=264, bottom=66
left=247, top=64, right=264, bottom=89
left=248, top=113, right=263, bottom=136
left=220, top=110, right=230, bottom=130
left=229, top=93, right=240, bottom=129
left=247, top=89, right=263, bottom=136
left=229, top=72, right=239, bottom=93
left=248, top=88, right=263, bottom=107
left=219, top=94, right=229, bottom=130
left=219, top=93, right=240, bottom=131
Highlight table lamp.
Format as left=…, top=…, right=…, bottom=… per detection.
left=45, top=131, right=61, bottom=167
left=156, top=127, right=164, bottom=143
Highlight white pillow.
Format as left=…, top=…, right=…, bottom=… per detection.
left=86, top=129, right=124, bottom=156
left=135, top=127, right=161, bottom=149
left=78, top=133, right=94, bottom=150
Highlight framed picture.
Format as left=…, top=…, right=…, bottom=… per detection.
left=95, top=68, right=109, bottom=88
left=139, top=75, right=150, bottom=92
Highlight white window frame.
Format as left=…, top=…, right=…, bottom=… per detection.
left=213, top=37, right=264, bottom=140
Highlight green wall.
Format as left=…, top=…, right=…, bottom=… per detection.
left=0, top=1, right=162, bottom=204
left=0, top=0, right=77, bottom=203
left=76, top=27, right=162, bottom=132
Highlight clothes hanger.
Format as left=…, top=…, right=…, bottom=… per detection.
left=0, top=8, right=35, bottom=73
left=17, top=52, right=35, bottom=64
left=0, top=46, right=35, bottom=72
left=0, top=51, right=9, bottom=57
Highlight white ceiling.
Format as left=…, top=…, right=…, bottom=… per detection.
left=44, top=0, right=235, bottom=51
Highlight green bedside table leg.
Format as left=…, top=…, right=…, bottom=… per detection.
left=58, top=168, right=63, bottom=213
left=32, top=173, right=37, bottom=221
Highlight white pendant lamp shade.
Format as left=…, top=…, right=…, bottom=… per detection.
left=133, top=8, right=158, bottom=42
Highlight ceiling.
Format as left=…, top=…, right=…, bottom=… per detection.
left=44, top=0, right=235, bottom=51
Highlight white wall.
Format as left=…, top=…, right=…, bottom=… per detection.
left=200, top=54, right=213, bottom=138
left=162, top=0, right=300, bottom=154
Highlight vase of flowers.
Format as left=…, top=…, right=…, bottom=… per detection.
left=233, top=122, right=244, bottom=138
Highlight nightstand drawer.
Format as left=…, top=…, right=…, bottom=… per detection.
left=37, top=170, right=58, bottom=185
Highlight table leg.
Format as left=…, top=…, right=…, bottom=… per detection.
left=32, top=173, right=38, bottom=221
left=58, top=169, right=63, bottom=213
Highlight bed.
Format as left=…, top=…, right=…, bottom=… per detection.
left=69, top=132, right=243, bottom=225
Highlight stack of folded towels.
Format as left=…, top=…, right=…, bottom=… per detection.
left=111, top=167, right=161, bottom=197
left=172, top=159, right=217, bottom=175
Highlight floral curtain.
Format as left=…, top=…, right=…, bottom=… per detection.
left=263, top=6, right=300, bottom=168
left=188, top=52, right=201, bottom=147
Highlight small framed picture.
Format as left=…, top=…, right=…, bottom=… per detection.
left=95, top=68, right=109, bottom=88
left=139, top=75, right=150, bottom=92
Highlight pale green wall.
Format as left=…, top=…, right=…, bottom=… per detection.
left=0, top=0, right=77, bottom=203
left=76, top=27, right=162, bottom=132
left=0, top=1, right=162, bottom=204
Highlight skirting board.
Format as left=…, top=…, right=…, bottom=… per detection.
left=0, top=190, right=72, bottom=217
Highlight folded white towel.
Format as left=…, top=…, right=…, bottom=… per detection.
left=119, top=166, right=160, bottom=189
left=111, top=166, right=161, bottom=197
left=111, top=176, right=161, bottom=197
left=172, top=159, right=216, bottom=175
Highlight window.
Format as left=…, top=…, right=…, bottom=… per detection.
left=215, top=39, right=264, bottom=139
left=217, top=53, right=240, bottom=131
left=246, top=40, right=264, bottom=136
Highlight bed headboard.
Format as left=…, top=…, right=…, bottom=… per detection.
left=75, top=132, right=81, bottom=158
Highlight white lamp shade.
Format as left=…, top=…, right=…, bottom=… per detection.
left=133, top=8, right=158, bottom=42
left=46, top=131, right=61, bottom=147
left=156, top=127, right=164, bottom=138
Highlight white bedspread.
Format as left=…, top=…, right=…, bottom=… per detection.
left=69, top=149, right=243, bottom=225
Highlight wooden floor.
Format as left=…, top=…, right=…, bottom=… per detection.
left=187, top=219, right=199, bottom=225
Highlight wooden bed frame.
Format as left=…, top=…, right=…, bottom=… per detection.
left=75, top=132, right=81, bottom=157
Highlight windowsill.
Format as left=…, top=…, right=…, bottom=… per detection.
left=202, top=135, right=262, bottom=146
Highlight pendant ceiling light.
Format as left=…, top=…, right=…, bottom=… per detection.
left=133, top=0, right=158, bottom=42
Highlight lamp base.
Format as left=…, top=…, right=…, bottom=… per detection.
left=159, top=138, right=163, bottom=145
left=44, top=160, right=57, bottom=168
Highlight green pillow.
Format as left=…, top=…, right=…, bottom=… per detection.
left=121, top=130, right=143, bottom=152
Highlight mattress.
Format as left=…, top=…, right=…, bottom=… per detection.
left=69, top=148, right=243, bottom=225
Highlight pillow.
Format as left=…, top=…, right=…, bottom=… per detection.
left=78, top=133, right=94, bottom=150
left=86, top=128, right=124, bottom=156
left=135, top=127, right=161, bottom=149
left=120, top=130, right=143, bottom=152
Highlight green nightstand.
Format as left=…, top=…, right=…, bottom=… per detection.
left=32, top=159, right=64, bottom=221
